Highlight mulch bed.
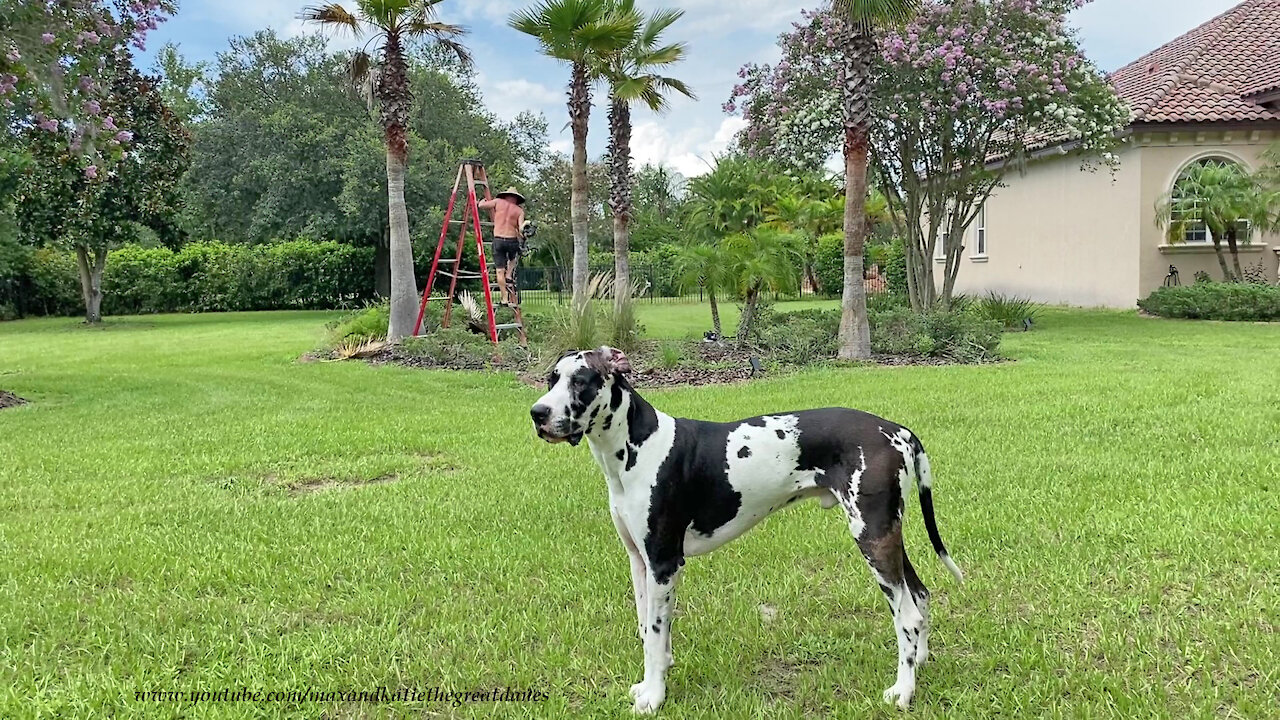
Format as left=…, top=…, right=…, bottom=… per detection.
left=0, top=390, right=29, bottom=410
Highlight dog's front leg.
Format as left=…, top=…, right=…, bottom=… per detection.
left=610, top=508, right=647, bottom=642
left=630, top=564, right=680, bottom=714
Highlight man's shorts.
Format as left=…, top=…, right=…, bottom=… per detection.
left=492, top=237, right=521, bottom=269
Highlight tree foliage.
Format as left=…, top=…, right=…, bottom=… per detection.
left=728, top=1, right=1128, bottom=310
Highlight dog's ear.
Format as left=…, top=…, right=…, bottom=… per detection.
left=595, top=345, right=632, bottom=375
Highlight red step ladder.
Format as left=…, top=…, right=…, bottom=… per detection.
left=412, top=160, right=526, bottom=345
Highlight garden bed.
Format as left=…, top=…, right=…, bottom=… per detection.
left=0, top=390, right=29, bottom=410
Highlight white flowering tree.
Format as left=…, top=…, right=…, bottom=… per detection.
left=728, top=0, right=1129, bottom=310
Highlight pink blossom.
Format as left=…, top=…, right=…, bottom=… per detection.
left=102, top=116, right=117, bottom=131
left=84, top=100, right=101, bottom=115
left=114, top=130, right=133, bottom=143
left=41, top=33, right=56, bottom=45
left=84, top=165, right=98, bottom=179
left=5, top=49, right=19, bottom=63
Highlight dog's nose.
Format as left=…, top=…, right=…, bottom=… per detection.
left=530, top=404, right=552, bottom=425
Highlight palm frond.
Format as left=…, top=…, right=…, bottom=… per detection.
left=639, top=7, right=683, bottom=47
left=832, top=0, right=922, bottom=32
left=299, top=3, right=363, bottom=37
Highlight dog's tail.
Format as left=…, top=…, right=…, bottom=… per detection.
left=910, top=436, right=964, bottom=583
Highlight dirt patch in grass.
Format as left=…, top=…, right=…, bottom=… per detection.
left=286, top=473, right=399, bottom=496
left=0, top=390, right=29, bottom=410
left=754, top=655, right=822, bottom=700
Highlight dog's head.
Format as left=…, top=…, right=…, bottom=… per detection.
left=531, top=346, right=632, bottom=446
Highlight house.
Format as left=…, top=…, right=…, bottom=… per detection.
left=950, top=0, right=1280, bottom=308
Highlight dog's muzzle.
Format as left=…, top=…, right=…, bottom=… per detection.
left=531, top=404, right=583, bottom=446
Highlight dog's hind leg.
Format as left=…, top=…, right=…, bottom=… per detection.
left=902, top=550, right=930, bottom=666
left=835, top=486, right=924, bottom=710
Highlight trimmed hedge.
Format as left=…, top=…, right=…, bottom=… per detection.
left=3, top=241, right=376, bottom=318
left=1138, top=283, right=1280, bottom=321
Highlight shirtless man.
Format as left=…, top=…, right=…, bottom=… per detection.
left=478, top=187, right=526, bottom=307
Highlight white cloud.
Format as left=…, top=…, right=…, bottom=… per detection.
left=476, top=75, right=562, bottom=121
left=548, top=139, right=573, bottom=155
left=630, top=116, right=744, bottom=177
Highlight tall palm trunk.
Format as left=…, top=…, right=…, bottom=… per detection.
left=568, top=61, right=591, bottom=308
left=1224, top=228, right=1244, bottom=282
left=1209, top=239, right=1233, bottom=282
left=708, top=287, right=722, bottom=339
left=608, top=93, right=633, bottom=314
left=74, top=245, right=107, bottom=324
left=837, top=26, right=874, bottom=361
left=379, top=34, right=417, bottom=339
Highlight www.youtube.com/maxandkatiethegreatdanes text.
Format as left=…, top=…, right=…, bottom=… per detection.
left=134, top=687, right=550, bottom=707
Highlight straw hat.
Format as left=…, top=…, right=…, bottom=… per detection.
left=496, top=187, right=526, bottom=205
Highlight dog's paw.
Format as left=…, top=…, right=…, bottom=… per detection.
left=630, top=682, right=665, bottom=714
left=882, top=682, right=914, bottom=711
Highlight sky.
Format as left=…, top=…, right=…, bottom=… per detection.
left=140, top=0, right=1245, bottom=177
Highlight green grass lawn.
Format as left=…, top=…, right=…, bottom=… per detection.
left=1, top=306, right=1277, bottom=719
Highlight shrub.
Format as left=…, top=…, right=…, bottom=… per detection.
left=3, top=240, right=377, bottom=318
left=400, top=327, right=496, bottom=369
left=656, top=342, right=684, bottom=369
left=977, top=291, right=1041, bottom=330
left=328, top=302, right=391, bottom=344
left=814, top=234, right=907, bottom=298
left=1138, top=283, right=1280, bottom=321
left=753, top=306, right=840, bottom=365
left=870, top=307, right=1002, bottom=362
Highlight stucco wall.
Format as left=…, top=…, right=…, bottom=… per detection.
left=946, top=145, right=1143, bottom=307
left=947, top=128, right=1280, bottom=307
left=1135, top=129, right=1279, bottom=292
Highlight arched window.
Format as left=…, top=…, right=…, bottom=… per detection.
left=1170, top=156, right=1253, bottom=244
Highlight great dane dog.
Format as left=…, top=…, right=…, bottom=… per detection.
left=530, top=347, right=963, bottom=714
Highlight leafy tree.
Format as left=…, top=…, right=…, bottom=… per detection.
left=602, top=1, right=693, bottom=315
left=672, top=242, right=729, bottom=339
left=301, top=0, right=471, bottom=339
left=828, top=0, right=921, bottom=358
left=151, top=42, right=209, bottom=124
left=15, top=56, right=190, bottom=322
left=723, top=228, right=800, bottom=346
left=1156, top=160, right=1273, bottom=283
left=729, top=1, right=1127, bottom=312
left=510, top=0, right=640, bottom=309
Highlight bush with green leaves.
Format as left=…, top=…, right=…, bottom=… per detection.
left=3, top=240, right=377, bottom=318
left=1138, top=283, right=1280, bottom=321
left=328, top=302, right=393, bottom=344
left=813, top=233, right=906, bottom=298
left=978, top=291, right=1041, bottom=330
left=870, top=307, right=1002, bottom=362
left=399, top=327, right=530, bottom=370
left=753, top=306, right=840, bottom=365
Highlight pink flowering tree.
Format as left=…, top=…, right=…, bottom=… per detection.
left=1, top=0, right=172, bottom=169
left=727, top=0, right=1129, bottom=310
left=3, top=1, right=181, bottom=323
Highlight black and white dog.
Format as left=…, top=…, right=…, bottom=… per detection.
left=531, top=347, right=963, bottom=714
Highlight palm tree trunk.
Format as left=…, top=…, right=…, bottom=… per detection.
left=709, top=288, right=722, bottom=339
left=74, top=244, right=107, bottom=324
left=380, top=33, right=417, bottom=339
left=608, top=93, right=633, bottom=315
left=737, top=281, right=762, bottom=348
left=569, top=61, right=591, bottom=308
left=1211, top=239, right=1234, bottom=282
left=1225, top=229, right=1244, bottom=282
left=837, top=27, right=874, bottom=361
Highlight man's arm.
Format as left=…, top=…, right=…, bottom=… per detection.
left=477, top=198, right=497, bottom=211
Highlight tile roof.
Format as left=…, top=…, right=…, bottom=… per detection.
left=1109, top=0, right=1280, bottom=125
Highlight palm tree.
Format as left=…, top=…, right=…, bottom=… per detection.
left=1156, top=160, right=1272, bottom=282
left=602, top=1, right=694, bottom=316
left=510, top=0, right=640, bottom=309
left=672, top=242, right=730, bottom=340
left=301, top=0, right=470, bottom=340
left=723, top=229, right=800, bottom=347
left=832, top=0, right=921, bottom=360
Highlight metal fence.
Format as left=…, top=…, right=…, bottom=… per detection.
left=514, top=263, right=834, bottom=306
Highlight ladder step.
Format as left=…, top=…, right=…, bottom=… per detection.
left=449, top=220, right=494, bottom=227
left=494, top=323, right=522, bottom=330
